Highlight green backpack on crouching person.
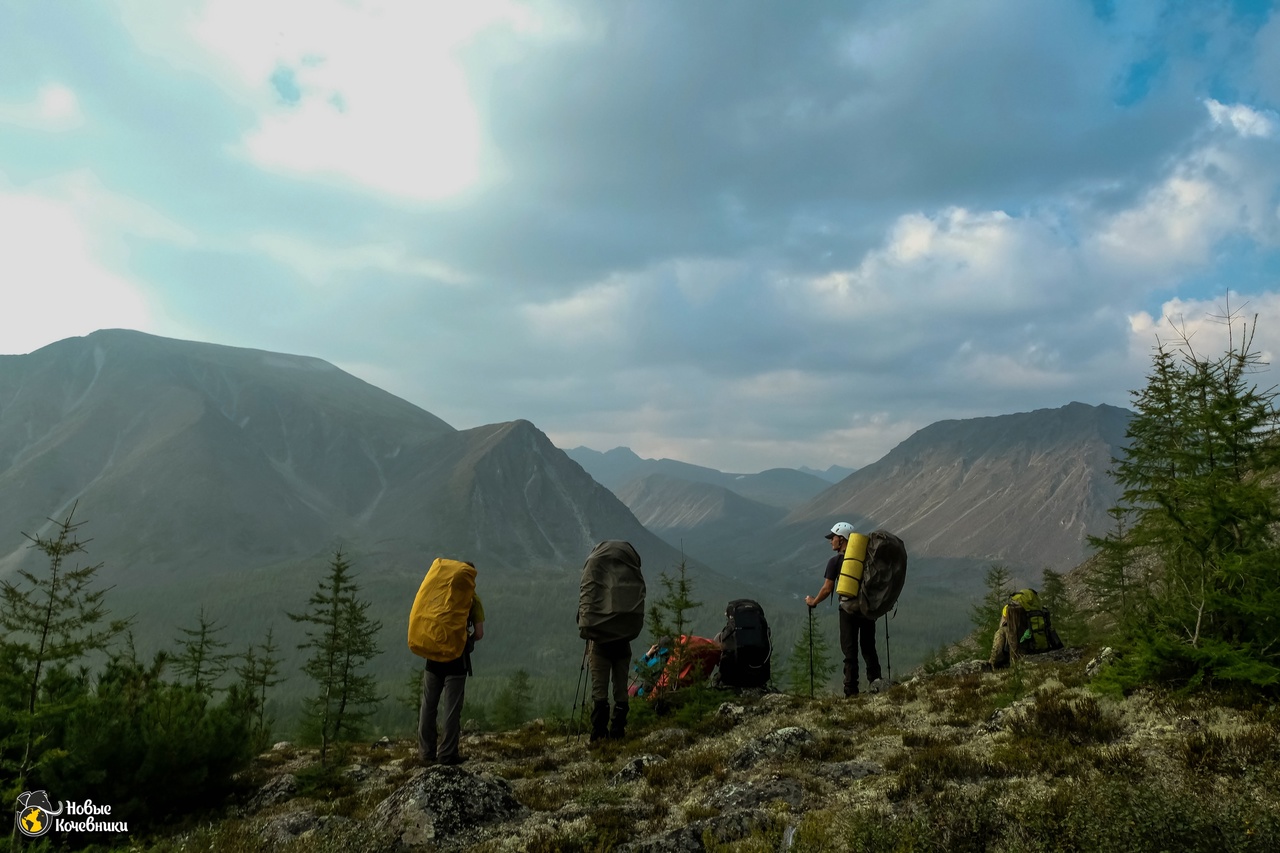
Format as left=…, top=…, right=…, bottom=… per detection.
left=1008, top=588, right=1064, bottom=654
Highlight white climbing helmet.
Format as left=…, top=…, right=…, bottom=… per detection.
left=824, top=522, right=856, bottom=540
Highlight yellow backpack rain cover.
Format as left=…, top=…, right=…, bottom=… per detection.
left=408, top=558, right=476, bottom=662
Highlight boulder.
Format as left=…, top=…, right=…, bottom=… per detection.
left=247, top=773, right=298, bottom=813
left=706, top=776, right=807, bottom=812
left=612, top=754, right=667, bottom=786
left=367, top=765, right=525, bottom=849
left=728, top=726, right=813, bottom=771
left=258, top=809, right=353, bottom=849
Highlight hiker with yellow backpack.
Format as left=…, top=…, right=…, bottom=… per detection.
left=408, top=558, right=486, bottom=766
left=989, top=587, right=1063, bottom=669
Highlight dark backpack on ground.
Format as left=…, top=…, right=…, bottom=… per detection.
left=858, top=530, right=909, bottom=620
left=1009, top=588, right=1064, bottom=654
left=577, top=541, right=646, bottom=643
left=715, top=599, right=772, bottom=688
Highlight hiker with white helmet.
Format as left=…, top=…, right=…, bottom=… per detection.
left=806, top=522, right=884, bottom=696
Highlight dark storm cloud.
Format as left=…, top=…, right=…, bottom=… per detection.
left=418, top=0, right=1207, bottom=286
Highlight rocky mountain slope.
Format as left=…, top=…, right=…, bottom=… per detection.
left=615, top=474, right=786, bottom=554
left=0, top=330, right=736, bottom=687
left=782, top=402, right=1131, bottom=572
left=573, top=404, right=1129, bottom=589
left=143, top=650, right=1279, bottom=852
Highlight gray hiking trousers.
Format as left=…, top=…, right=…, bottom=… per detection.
left=419, top=668, right=466, bottom=762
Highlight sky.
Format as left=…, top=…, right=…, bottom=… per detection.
left=2, top=0, right=1280, bottom=473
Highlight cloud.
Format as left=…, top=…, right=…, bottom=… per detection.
left=173, top=0, right=529, bottom=201
left=249, top=233, right=472, bottom=285
left=1129, top=292, right=1280, bottom=370
left=31, top=171, right=198, bottom=248
left=0, top=185, right=152, bottom=354
left=1090, top=99, right=1280, bottom=280
left=0, top=83, right=84, bottom=131
left=9, top=1, right=1280, bottom=474
left=1206, top=99, right=1277, bottom=138
left=392, top=84, right=1280, bottom=470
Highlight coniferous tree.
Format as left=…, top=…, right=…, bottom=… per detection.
left=493, top=669, right=534, bottom=730
left=1086, top=507, right=1146, bottom=635
left=236, top=627, right=285, bottom=752
left=647, top=559, right=702, bottom=644
left=1099, top=307, right=1280, bottom=690
left=47, top=637, right=256, bottom=824
left=288, top=549, right=384, bottom=765
left=0, top=508, right=129, bottom=792
left=785, top=611, right=836, bottom=697
left=647, top=559, right=703, bottom=686
left=174, top=606, right=233, bottom=695
left=970, top=564, right=1014, bottom=649
left=1039, top=569, right=1082, bottom=647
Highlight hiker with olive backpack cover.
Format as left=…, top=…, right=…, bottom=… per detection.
left=577, top=540, right=645, bottom=741
left=409, top=558, right=485, bottom=765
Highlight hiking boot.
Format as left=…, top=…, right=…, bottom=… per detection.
left=608, top=702, right=628, bottom=740
left=440, top=755, right=467, bottom=766
left=868, top=678, right=886, bottom=694
left=590, top=699, right=609, bottom=742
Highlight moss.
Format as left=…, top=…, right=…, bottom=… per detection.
left=293, top=762, right=357, bottom=800
left=643, top=744, right=726, bottom=789
left=522, top=805, right=637, bottom=853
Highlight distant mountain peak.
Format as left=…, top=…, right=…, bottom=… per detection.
left=785, top=402, right=1131, bottom=569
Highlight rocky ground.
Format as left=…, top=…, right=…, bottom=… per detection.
left=133, top=648, right=1280, bottom=852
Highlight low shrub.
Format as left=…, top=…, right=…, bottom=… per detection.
left=886, top=743, right=1004, bottom=800
left=1010, top=689, right=1124, bottom=745
left=796, top=777, right=1280, bottom=853
left=1180, top=725, right=1280, bottom=777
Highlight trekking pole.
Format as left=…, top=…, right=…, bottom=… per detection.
left=807, top=606, right=815, bottom=699
left=883, top=614, right=892, bottom=685
left=571, top=640, right=589, bottom=739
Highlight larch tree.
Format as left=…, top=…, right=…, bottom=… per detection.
left=288, top=549, right=383, bottom=765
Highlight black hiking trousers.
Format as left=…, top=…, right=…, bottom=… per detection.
left=839, top=605, right=881, bottom=695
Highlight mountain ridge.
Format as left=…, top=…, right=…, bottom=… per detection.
left=1, top=330, right=1133, bottom=693
left=784, top=401, right=1130, bottom=569
left=0, top=330, right=748, bottom=692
